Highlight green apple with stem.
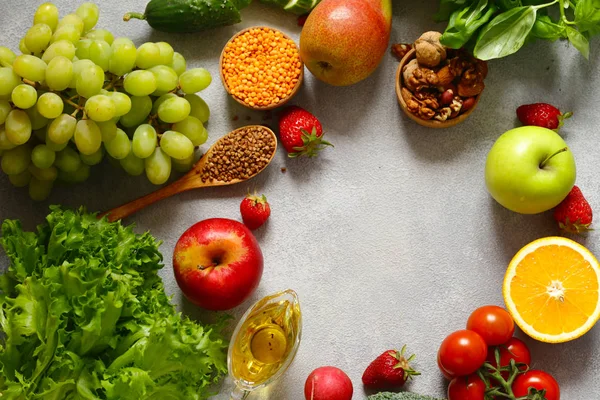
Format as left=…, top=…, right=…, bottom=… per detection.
left=485, top=126, right=576, bottom=214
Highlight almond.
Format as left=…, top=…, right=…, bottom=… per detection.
left=436, top=65, right=455, bottom=86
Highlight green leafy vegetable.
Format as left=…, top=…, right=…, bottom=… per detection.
left=437, top=0, right=598, bottom=59
left=0, top=207, right=228, bottom=399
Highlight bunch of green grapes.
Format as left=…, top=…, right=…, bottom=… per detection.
left=0, top=2, right=212, bottom=201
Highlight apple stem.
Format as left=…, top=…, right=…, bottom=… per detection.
left=540, top=147, right=568, bottom=169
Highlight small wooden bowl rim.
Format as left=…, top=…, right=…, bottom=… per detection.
left=395, top=49, right=482, bottom=129
left=219, top=26, right=304, bottom=111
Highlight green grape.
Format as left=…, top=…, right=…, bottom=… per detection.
left=74, top=119, right=102, bottom=155
left=0, top=68, right=21, bottom=97
left=108, top=38, right=136, bottom=76
left=80, top=147, right=104, bottom=165
left=152, top=93, right=176, bottom=114
left=19, top=39, right=31, bottom=55
left=148, top=65, right=178, bottom=95
left=172, top=116, right=208, bottom=146
left=160, top=130, right=194, bottom=160
left=76, top=3, right=99, bottom=33
left=37, top=92, right=64, bottom=119
left=179, top=68, right=212, bottom=93
left=57, top=14, right=85, bottom=33
left=13, top=55, right=47, bottom=82
left=29, top=164, right=58, bottom=181
left=84, top=95, right=115, bottom=122
left=29, top=177, right=53, bottom=201
left=170, top=52, right=186, bottom=76
left=76, top=64, right=104, bottom=98
left=11, top=84, right=37, bottom=109
left=123, top=70, right=157, bottom=96
left=104, top=128, right=131, bottom=159
left=89, top=40, right=112, bottom=71
left=34, top=3, right=59, bottom=32
left=145, top=147, right=171, bottom=185
left=55, top=146, right=81, bottom=172
left=0, top=46, right=16, bottom=68
left=0, top=126, right=17, bottom=150
left=172, top=153, right=195, bottom=173
left=45, top=56, right=73, bottom=91
left=24, top=24, right=53, bottom=54
left=85, top=29, right=114, bottom=45
left=184, top=94, right=210, bottom=123
left=58, top=163, right=90, bottom=184
left=5, top=110, right=32, bottom=145
left=75, top=39, right=92, bottom=59
left=120, top=151, right=145, bottom=176
left=156, top=42, right=174, bottom=65
left=136, top=42, right=161, bottom=69
left=31, top=144, right=56, bottom=169
left=106, top=92, right=131, bottom=116
left=120, top=95, right=152, bottom=127
left=157, top=97, right=190, bottom=123
left=1, top=145, right=32, bottom=175
left=69, top=59, right=94, bottom=88
left=48, top=113, right=76, bottom=144
left=45, top=135, right=68, bottom=152
left=50, top=25, right=81, bottom=44
left=132, top=124, right=157, bottom=159
left=8, top=170, right=31, bottom=187
left=25, top=107, right=49, bottom=130
left=0, top=100, right=12, bottom=124
left=42, top=40, right=76, bottom=63
left=97, top=120, right=117, bottom=142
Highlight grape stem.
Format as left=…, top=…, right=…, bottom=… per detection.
left=23, top=79, right=37, bottom=88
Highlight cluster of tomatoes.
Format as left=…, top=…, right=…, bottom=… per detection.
left=437, top=305, right=560, bottom=400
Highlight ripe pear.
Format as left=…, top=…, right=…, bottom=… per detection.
left=300, top=0, right=392, bottom=86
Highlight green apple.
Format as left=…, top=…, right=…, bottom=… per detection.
left=485, top=126, right=576, bottom=214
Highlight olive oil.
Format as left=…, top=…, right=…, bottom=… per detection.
left=228, top=290, right=302, bottom=394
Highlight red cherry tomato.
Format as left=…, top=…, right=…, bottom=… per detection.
left=512, top=370, right=560, bottom=400
left=486, top=337, right=531, bottom=370
left=467, top=305, right=515, bottom=346
left=448, top=374, right=486, bottom=400
left=437, top=352, right=456, bottom=380
left=438, top=330, right=488, bottom=377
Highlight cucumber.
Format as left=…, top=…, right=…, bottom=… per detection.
left=124, top=0, right=249, bottom=33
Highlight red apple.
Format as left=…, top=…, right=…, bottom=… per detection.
left=173, top=218, right=263, bottom=311
left=300, top=0, right=393, bottom=86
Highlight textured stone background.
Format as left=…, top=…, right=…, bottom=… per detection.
left=1, top=0, right=600, bottom=398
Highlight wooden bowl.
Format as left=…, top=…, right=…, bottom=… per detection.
left=396, top=49, right=482, bottom=128
left=219, top=26, right=304, bottom=111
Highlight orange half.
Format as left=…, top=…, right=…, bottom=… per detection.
left=503, top=237, right=600, bottom=343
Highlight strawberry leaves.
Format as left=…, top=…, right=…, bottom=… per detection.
left=289, top=127, right=333, bottom=158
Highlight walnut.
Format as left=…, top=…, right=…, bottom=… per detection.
left=408, top=67, right=439, bottom=91
left=418, top=106, right=436, bottom=120
left=402, top=59, right=420, bottom=91
left=414, top=91, right=440, bottom=110
left=392, top=43, right=413, bottom=60
left=449, top=97, right=463, bottom=117
left=435, top=107, right=452, bottom=121
left=402, top=87, right=438, bottom=120
left=414, top=31, right=447, bottom=68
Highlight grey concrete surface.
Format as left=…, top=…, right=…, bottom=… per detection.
left=1, top=0, right=600, bottom=399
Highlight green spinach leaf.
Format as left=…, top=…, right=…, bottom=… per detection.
left=474, top=6, right=538, bottom=60
left=441, top=0, right=498, bottom=48
left=566, top=26, right=590, bottom=58
left=530, top=14, right=567, bottom=40
left=575, top=0, right=600, bottom=34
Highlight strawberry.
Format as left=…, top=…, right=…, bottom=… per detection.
left=554, top=185, right=593, bottom=234
left=516, top=103, right=572, bottom=130
left=278, top=106, right=332, bottom=158
left=362, top=345, right=420, bottom=390
left=240, top=194, right=271, bottom=230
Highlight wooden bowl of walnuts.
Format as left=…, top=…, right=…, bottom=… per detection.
left=395, top=32, right=487, bottom=129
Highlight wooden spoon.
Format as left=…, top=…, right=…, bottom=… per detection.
left=101, top=125, right=277, bottom=222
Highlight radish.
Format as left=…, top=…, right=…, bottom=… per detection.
left=304, top=366, right=353, bottom=400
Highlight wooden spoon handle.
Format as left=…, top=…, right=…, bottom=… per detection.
left=100, top=176, right=197, bottom=222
